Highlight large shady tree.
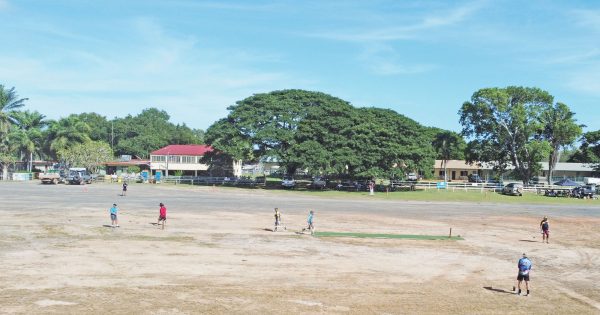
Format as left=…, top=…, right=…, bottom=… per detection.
left=539, top=102, right=582, bottom=184
left=459, top=86, right=553, bottom=184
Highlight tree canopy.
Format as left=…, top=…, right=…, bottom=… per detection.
left=205, top=89, right=438, bottom=179
left=459, top=86, right=554, bottom=184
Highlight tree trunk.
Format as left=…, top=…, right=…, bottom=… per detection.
left=547, top=148, right=561, bottom=185
left=2, top=164, right=8, bottom=181
left=232, top=159, right=242, bottom=177
left=443, top=159, right=448, bottom=182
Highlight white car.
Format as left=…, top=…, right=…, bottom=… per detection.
left=281, top=176, right=296, bottom=189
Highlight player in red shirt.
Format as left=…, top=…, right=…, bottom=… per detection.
left=157, top=202, right=167, bottom=229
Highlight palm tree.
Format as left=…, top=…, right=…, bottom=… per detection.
left=0, top=85, right=28, bottom=179
left=44, top=115, right=91, bottom=159
left=12, top=111, right=48, bottom=171
left=432, top=131, right=464, bottom=182
left=540, top=103, right=583, bottom=185
left=0, top=85, right=28, bottom=138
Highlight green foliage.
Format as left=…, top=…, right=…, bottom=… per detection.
left=207, top=89, right=438, bottom=179
left=0, top=85, right=28, bottom=147
left=127, top=165, right=141, bottom=173
left=74, top=112, right=111, bottom=143
left=58, top=141, right=113, bottom=173
left=460, top=86, right=553, bottom=184
left=569, top=131, right=600, bottom=171
left=539, top=102, right=583, bottom=184
left=431, top=130, right=466, bottom=181
left=45, top=115, right=92, bottom=158
left=112, top=108, right=203, bottom=158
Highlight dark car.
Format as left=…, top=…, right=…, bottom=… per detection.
left=572, top=185, right=596, bottom=199
left=468, top=174, right=484, bottom=183
left=309, top=177, right=327, bottom=190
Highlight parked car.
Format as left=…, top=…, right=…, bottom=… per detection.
left=502, top=183, right=523, bottom=196
left=407, top=173, right=418, bottom=181
left=309, top=177, right=327, bottom=190
left=571, top=185, right=596, bottom=199
left=67, top=168, right=93, bottom=185
left=468, top=174, right=484, bottom=183
left=281, top=176, right=296, bottom=189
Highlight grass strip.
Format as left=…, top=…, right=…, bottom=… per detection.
left=314, top=231, right=464, bottom=240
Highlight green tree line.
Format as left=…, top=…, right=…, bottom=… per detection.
left=0, top=84, right=204, bottom=178
left=1, top=84, right=597, bottom=182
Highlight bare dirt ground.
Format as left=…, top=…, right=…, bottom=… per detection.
left=1, top=182, right=599, bottom=314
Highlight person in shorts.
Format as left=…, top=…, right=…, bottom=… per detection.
left=110, top=203, right=119, bottom=228
left=274, top=208, right=282, bottom=231
left=516, top=253, right=532, bottom=296
left=540, top=216, right=550, bottom=244
left=122, top=182, right=128, bottom=196
left=157, top=203, right=167, bottom=229
left=302, top=210, right=315, bottom=235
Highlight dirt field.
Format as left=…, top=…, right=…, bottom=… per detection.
left=1, top=182, right=599, bottom=314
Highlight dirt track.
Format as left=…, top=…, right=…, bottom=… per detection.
left=1, top=182, right=599, bottom=314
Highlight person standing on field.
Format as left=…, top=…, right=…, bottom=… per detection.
left=157, top=202, right=167, bottom=229
left=122, top=182, right=128, bottom=196
left=540, top=216, right=550, bottom=244
left=110, top=203, right=119, bottom=228
left=302, top=210, right=315, bottom=235
left=274, top=208, right=283, bottom=231
left=516, top=253, right=532, bottom=296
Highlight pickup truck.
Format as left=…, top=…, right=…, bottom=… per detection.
left=40, top=171, right=62, bottom=184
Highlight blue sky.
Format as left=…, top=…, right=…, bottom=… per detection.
left=1, top=0, right=599, bottom=132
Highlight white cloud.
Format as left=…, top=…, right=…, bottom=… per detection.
left=358, top=44, right=436, bottom=75
left=542, top=49, right=600, bottom=65
left=308, top=1, right=487, bottom=42
left=0, top=17, right=300, bottom=128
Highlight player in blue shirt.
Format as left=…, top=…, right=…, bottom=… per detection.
left=302, top=210, right=315, bottom=235
left=109, top=203, right=119, bottom=228
left=516, top=253, right=532, bottom=296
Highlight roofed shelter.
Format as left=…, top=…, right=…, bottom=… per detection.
left=150, top=144, right=213, bottom=176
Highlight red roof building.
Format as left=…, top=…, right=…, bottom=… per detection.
left=150, top=144, right=213, bottom=176
left=150, top=144, right=213, bottom=156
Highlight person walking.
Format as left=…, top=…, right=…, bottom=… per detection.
left=157, top=202, right=167, bottom=229
left=516, top=253, right=532, bottom=296
left=540, top=216, right=550, bottom=244
left=302, top=210, right=315, bottom=235
left=110, top=203, right=119, bottom=228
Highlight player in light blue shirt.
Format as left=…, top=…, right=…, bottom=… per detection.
left=302, top=210, right=315, bottom=235
left=109, top=203, right=119, bottom=227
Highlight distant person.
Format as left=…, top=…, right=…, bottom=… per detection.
left=516, top=253, right=532, bottom=296
left=302, top=210, right=315, bottom=235
left=157, top=202, right=167, bottom=229
left=122, top=182, right=128, bottom=196
left=540, top=216, right=550, bottom=244
left=274, top=207, right=283, bottom=231
left=110, top=203, right=119, bottom=228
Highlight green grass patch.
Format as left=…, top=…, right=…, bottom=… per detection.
left=314, top=231, right=464, bottom=240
